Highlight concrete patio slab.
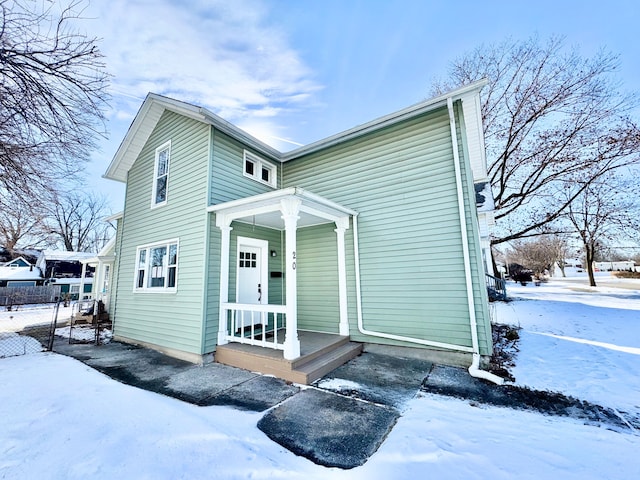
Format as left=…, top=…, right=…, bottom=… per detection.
left=257, top=388, right=399, bottom=469
left=313, top=352, right=433, bottom=410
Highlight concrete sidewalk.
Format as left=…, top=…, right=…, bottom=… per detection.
left=53, top=337, right=637, bottom=469
left=53, top=338, right=432, bottom=469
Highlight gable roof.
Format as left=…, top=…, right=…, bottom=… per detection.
left=104, top=79, right=488, bottom=182
left=2, top=256, right=32, bottom=267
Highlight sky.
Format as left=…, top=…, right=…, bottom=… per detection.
left=2, top=274, right=640, bottom=478
left=75, top=0, right=640, bottom=213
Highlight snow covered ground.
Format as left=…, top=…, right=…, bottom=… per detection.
left=1, top=275, right=639, bottom=479
left=0, top=302, right=71, bottom=334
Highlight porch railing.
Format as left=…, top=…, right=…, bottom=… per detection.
left=485, top=273, right=507, bottom=301
left=221, top=302, right=287, bottom=350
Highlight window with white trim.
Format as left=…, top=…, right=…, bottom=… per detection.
left=152, top=141, right=171, bottom=206
left=243, top=150, right=277, bottom=188
left=134, top=240, right=178, bottom=291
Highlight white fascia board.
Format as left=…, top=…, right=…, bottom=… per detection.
left=104, top=212, right=123, bottom=222
left=103, top=94, right=209, bottom=182
left=198, top=108, right=281, bottom=162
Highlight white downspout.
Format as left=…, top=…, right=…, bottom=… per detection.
left=354, top=214, right=473, bottom=354
left=447, top=97, right=503, bottom=385
left=353, top=98, right=503, bottom=385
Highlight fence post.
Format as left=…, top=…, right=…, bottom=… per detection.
left=47, top=300, right=61, bottom=351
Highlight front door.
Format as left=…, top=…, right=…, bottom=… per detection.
left=236, top=237, right=268, bottom=328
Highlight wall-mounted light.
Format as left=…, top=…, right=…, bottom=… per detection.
left=270, top=250, right=277, bottom=257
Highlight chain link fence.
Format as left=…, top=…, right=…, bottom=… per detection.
left=0, top=292, right=112, bottom=359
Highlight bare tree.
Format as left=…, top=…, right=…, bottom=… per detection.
left=0, top=0, right=109, bottom=203
left=431, top=36, right=640, bottom=246
left=508, top=235, right=568, bottom=278
left=0, top=192, right=48, bottom=249
left=44, top=191, right=112, bottom=252
left=562, top=174, right=640, bottom=286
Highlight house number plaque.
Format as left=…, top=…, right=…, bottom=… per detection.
left=292, top=251, right=296, bottom=270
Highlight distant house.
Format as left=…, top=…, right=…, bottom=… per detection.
left=0, top=251, right=44, bottom=287
left=99, top=80, right=501, bottom=384
left=0, top=264, right=44, bottom=288
left=36, top=251, right=95, bottom=299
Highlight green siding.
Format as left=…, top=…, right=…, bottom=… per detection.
left=112, top=111, right=210, bottom=354
left=202, top=128, right=282, bottom=352
left=297, top=224, right=341, bottom=333
left=283, top=104, right=492, bottom=355
left=210, top=129, right=280, bottom=205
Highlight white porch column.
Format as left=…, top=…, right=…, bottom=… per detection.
left=281, top=197, right=302, bottom=360
left=335, top=217, right=350, bottom=336
left=78, top=262, right=88, bottom=301
left=217, top=215, right=233, bottom=346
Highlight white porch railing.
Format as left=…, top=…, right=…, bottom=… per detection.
left=221, top=302, right=287, bottom=350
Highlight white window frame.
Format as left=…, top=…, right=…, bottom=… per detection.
left=133, top=239, right=179, bottom=293
left=151, top=140, right=171, bottom=208
left=243, top=150, right=277, bottom=188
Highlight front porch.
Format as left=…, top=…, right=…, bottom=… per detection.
left=208, top=187, right=359, bottom=376
left=215, top=330, right=362, bottom=384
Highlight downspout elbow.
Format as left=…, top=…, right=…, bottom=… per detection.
left=468, top=353, right=504, bottom=385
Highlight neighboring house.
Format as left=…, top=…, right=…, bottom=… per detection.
left=594, top=261, right=636, bottom=272
left=36, top=250, right=95, bottom=299
left=79, top=235, right=117, bottom=310
left=0, top=252, right=43, bottom=287
left=0, top=264, right=44, bottom=288
left=102, top=80, right=501, bottom=384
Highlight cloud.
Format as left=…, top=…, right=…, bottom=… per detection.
left=87, top=0, right=321, bottom=125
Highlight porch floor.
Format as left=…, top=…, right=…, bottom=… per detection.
left=214, top=330, right=363, bottom=384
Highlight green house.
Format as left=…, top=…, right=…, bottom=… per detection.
left=103, top=80, right=500, bottom=384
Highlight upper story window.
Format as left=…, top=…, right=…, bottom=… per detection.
left=152, top=141, right=171, bottom=207
left=243, top=150, right=277, bottom=188
left=134, top=240, right=178, bottom=292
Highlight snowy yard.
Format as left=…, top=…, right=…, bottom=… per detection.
left=1, top=275, right=639, bottom=479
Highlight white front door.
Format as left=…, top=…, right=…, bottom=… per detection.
left=236, top=237, right=268, bottom=328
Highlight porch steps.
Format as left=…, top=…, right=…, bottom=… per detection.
left=214, top=332, right=363, bottom=384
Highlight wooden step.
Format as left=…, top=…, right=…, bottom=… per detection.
left=294, top=341, right=363, bottom=384
left=215, top=335, right=363, bottom=384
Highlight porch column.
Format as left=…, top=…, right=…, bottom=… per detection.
left=281, top=197, right=302, bottom=360
left=335, top=217, right=350, bottom=336
left=79, top=262, right=87, bottom=301
left=217, top=215, right=233, bottom=346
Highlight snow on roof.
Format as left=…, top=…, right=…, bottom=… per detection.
left=0, top=266, right=42, bottom=280
left=40, top=250, right=96, bottom=261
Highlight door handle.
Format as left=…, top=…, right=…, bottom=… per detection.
left=258, top=283, right=262, bottom=302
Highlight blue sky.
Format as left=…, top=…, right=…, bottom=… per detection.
left=82, top=0, right=640, bottom=212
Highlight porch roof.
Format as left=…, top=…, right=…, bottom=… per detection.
left=207, top=187, right=357, bottom=230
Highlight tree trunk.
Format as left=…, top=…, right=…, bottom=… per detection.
left=558, top=262, right=566, bottom=277
left=585, top=245, right=597, bottom=287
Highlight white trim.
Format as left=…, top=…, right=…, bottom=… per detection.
left=235, top=236, right=269, bottom=307
left=217, top=225, right=233, bottom=345
left=133, top=238, right=179, bottom=293
left=151, top=140, right=171, bottom=208
left=281, top=197, right=301, bottom=359
left=243, top=150, right=277, bottom=188
left=335, top=220, right=350, bottom=336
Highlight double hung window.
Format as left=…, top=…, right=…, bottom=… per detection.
left=135, top=240, right=178, bottom=292
left=152, top=141, right=171, bottom=206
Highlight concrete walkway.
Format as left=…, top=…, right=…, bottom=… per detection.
left=53, top=338, right=432, bottom=469
left=53, top=337, right=635, bottom=469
